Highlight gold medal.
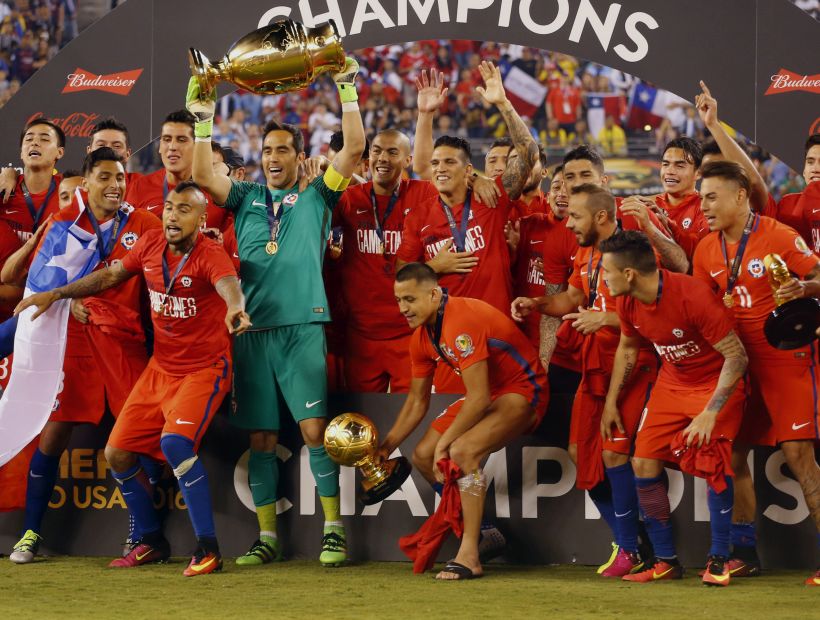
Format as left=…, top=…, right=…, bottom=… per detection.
left=265, top=241, right=279, bottom=255
left=378, top=241, right=385, bottom=255
left=723, top=292, right=734, bottom=308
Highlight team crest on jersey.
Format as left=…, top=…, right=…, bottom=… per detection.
left=672, top=328, right=684, bottom=338
left=283, top=193, right=299, bottom=206
left=795, top=236, right=812, bottom=256
left=747, top=258, right=766, bottom=278
left=180, top=276, right=192, bottom=288
left=440, top=342, right=458, bottom=361
left=120, top=202, right=135, bottom=214
left=455, top=333, right=474, bottom=358
left=120, top=231, right=139, bottom=250
left=682, top=218, right=692, bottom=229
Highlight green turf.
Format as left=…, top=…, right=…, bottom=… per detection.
left=0, top=558, right=815, bottom=619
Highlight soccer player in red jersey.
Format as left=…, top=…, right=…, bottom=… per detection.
left=600, top=231, right=749, bottom=586
left=6, top=148, right=161, bottom=564
left=777, top=134, right=820, bottom=253
left=693, top=161, right=820, bottom=585
left=0, top=118, right=64, bottom=244
left=126, top=110, right=229, bottom=233
left=57, top=171, right=83, bottom=210
left=17, top=180, right=247, bottom=576
left=335, top=128, right=438, bottom=392
left=379, top=262, right=547, bottom=580
left=483, top=138, right=512, bottom=179
left=512, top=184, right=669, bottom=577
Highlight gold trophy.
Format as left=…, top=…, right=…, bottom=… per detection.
left=189, top=19, right=346, bottom=97
left=762, top=253, right=820, bottom=350
left=324, top=412, right=412, bottom=506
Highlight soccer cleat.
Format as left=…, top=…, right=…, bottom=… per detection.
left=478, top=525, right=506, bottom=563
left=235, top=538, right=282, bottom=566
left=805, top=569, right=820, bottom=586
left=726, top=557, right=761, bottom=577
left=319, top=525, right=347, bottom=567
left=109, top=539, right=170, bottom=568
left=600, top=548, right=644, bottom=577
left=183, top=548, right=223, bottom=577
left=9, top=530, right=42, bottom=564
left=702, top=555, right=731, bottom=587
left=622, top=559, right=683, bottom=582
left=597, top=542, right=619, bottom=574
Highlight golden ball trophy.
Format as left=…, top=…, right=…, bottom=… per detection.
left=324, top=413, right=412, bottom=505
left=762, top=253, right=820, bottom=350
left=188, top=19, right=346, bottom=97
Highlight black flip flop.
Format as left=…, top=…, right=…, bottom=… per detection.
left=435, top=560, right=481, bottom=580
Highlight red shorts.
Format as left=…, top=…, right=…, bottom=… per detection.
left=569, top=364, right=656, bottom=489
left=741, top=353, right=819, bottom=445
left=50, top=330, right=147, bottom=425
left=634, top=381, right=744, bottom=462
left=344, top=330, right=412, bottom=393
left=107, top=356, right=231, bottom=461
left=431, top=382, right=549, bottom=435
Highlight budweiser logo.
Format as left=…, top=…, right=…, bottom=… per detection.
left=62, top=68, right=143, bottom=96
left=765, top=68, right=820, bottom=95
left=26, top=112, right=101, bottom=138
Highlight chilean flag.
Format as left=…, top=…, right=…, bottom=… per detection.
left=586, top=92, right=626, bottom=138
left=0, top=192, right=128, bottom=467
left=626, top=82, right=667, bottom=130
left=503, top=66, right=548, bottom=118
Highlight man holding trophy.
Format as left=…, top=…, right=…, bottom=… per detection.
left=188, top=20, right=365, bottom=568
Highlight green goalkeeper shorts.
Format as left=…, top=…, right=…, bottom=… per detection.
left=230, top=323, right=328, bottom=431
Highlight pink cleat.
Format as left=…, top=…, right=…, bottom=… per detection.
left=600, top=548, right=644, bottom=577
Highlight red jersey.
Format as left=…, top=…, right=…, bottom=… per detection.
left=397, top=176, right=513, bottom=314
left=656, top=191, right=707, bottom=258
left=409, top=295, right=547, bottom=403
left=692, top=214, right=820, bottom=355
left=777, top=182, right=820, bottom=254
left=617, top=270, right=734, bottom=388
left=120, top=228, right=237, bottom=374
left=0, top=173, right=62, bottom=243
left=546, top=87, right=581, bottom=124
left=125, top=167, right=229, bottom=231
left=335, top=179, right=438, bottom=339
left=50, top=195, right=162, bottom=343
left=0, top=220, right=23, bottom=320
left=510, top=191, right=549, bottom=221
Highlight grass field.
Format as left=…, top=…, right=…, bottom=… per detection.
left=0, top=558, right=815, bottom=619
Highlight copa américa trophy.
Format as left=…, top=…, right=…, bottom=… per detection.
left=189, top=19, right=345, bottom=97
left=763, top=253, right=820, bottom=350
left=324, top=413, right=412, bottom=505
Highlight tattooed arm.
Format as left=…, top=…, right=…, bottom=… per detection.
left=475, top=61, right=537, bottom=201
left=538, top=283, right=566, bottom=370
left=215, top=275, right=252, bottom=335
left=683, top=330, right=748, bottom=447
left=601, top=332, right=641, bottom=440
left=14, top=262, right=134, bottom=320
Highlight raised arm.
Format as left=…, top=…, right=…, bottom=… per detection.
left=186, top=78, right=232, bottom=205
left=413, top=70, right=449, bottom=180
left=696, top=81, right=769, bottom=213
left=15, top=261, right=135, bottom=320
left=214, top=275, right=251, bottom=335
left=328, top=57, right=366, bottom=179
left=476, top=62, right=537, bottom=201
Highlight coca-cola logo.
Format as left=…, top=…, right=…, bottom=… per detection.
left=765, top=68, right=820, bottom=95
left=62, top=68, right=143, bottom=96
left=26, top=112, right=101, bottom=138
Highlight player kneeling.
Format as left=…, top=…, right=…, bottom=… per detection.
left=16, top=182, right=249, bottom=576
left=379, top=263, right=548, bottom=580
left=600, top=231, right=748, bottom=586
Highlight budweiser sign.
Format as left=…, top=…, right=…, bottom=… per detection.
left=26, top=112, right=101, bottom=138
left=765, top=68, right=820, bottom=95
left=62, top=68, right=143, bottom=96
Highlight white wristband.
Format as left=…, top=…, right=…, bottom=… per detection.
left=195, top=136, right=212, bottom=143
left=341, top=101, right=360, bottom=113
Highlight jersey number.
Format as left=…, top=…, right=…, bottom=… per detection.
left=733, top=285, right=753, bottom=308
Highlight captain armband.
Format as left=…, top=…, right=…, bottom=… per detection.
left=323, top=165, right=351, bottom=192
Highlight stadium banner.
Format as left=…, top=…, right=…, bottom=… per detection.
left=0, top=393, right=815, bottom=569
left=0, top=0, right=817, bottom=171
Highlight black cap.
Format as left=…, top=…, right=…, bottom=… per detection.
left=221, top=146, right=245, bottom=170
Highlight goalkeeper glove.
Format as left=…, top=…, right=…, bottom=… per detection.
left=333, top=57, right=360, bottom=105
left=185, top=77, right=216, bottom=139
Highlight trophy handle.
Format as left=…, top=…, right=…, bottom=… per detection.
left=188, top=47, right=218, bottom=99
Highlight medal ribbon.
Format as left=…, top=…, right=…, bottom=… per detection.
left=162, top=242, right=195, bottom=298
left=719, top=212, right=757, bottom=298
left=587, top=251, right=603, bottom=307
left=425, top=288, right=459, bottom=374
left=438, top=192, right=472, bottom=253
left=264, top=185, right=297, bottom=245
left=370, top=184, right=400, bottom=253
left=84, top=207, right=122, bottom=265
left=20, top=177, right=56, bottom=232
